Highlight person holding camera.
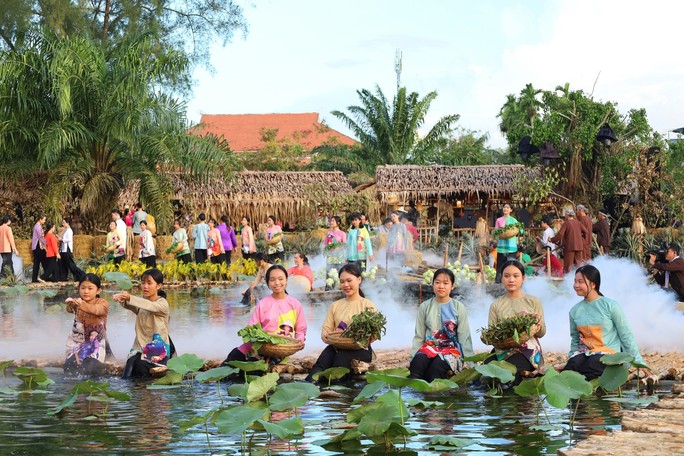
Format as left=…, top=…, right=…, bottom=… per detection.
left=650, top=243, right=684, bottom=302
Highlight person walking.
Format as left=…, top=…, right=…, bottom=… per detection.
left=131, top=203, right=147, bottom=236
left=138, top=220, right=156, bottom=268
left=0, top=215, right=18, bottom=279
left=550, top=208, right=588, bottom=273
left=592, top=209, right=611, bottom=255
left=217, top=215, right=238, bottom=266
left=57, top=217, right=85, bottom=282
left=576, top=204, right=593, bottom=261
left=170, top=219, right=192, bottom=263
left=31, top=214, right=47, bottom=283
left=191, top=213, right=209, bottom=263
left=41, top=222, right=60, bottom=282
left=494, top=204, right=521, bottom=283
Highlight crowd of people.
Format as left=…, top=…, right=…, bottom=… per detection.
left=0, top=202, right=668, bottom=385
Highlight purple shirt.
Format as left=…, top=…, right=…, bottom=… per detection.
left=32, top=222, right=45, bottom=250
left=217, top=224, right=238, bottom=252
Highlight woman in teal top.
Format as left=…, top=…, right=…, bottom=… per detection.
left=409, top=268, right=473, bottom=381
left=346, top=213, right=373, bottom=271
left=564, top=265, right=651, bottom=380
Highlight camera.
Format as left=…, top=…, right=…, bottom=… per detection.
left=646, top=243, right=668, bottom=263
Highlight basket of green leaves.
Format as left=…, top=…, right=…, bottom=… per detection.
left=238, top=324, right=304, bottom=358
left=492, top=222, right=525, bottom=240
left=327, top=309, right=387, bottom=350
left=479, top=313, right=539, bottom=350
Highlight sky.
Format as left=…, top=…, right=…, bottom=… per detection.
left=186, top=0, right=684, bottom=148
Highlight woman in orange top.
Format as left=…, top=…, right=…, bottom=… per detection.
left=41, top=222, right=61, bottom=282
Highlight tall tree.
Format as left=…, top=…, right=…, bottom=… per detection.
left=0, top=32, right=237, bottom=231
left=497, top=83, right=656, bottom=208
left=0, top=0, right=247, bottom=91
left=323, top=85, right=459, bottom=173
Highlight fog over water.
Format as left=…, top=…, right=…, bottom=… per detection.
left=1, top=255, right=682, bottom=363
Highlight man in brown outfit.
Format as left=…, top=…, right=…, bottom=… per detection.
left=592, top=209, right=611, bottom=255
left=551, top=208, right=588, bottom=273
left=576, top=204, right=593, bottom=261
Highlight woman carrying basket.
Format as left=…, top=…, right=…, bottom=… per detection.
left=483, top=260, right=546, bottom=384
left=494, top=204, right=522, bottom=283
left=223, top=265, right=307, bottom=365
left=305, top=263, right=377, bottom=383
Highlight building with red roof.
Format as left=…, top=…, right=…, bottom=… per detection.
left=194, top=113, right=358, bottom=152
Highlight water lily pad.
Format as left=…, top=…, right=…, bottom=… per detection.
left=313, top=367, right=349, bottom=383
left=600, top=353, right=633, bottom=365
left=463, top=352, right=490, bottom=363
left=544, top=370, right=593, bottom=409
left=353, top=382, right=385, bottom=403
left=514, top=376, right=545, bottom=397
left=428, top=435, right=473, bottom=448
left=450, top=367, right=481, bottom=386
left=268, top=382, right=320, bottom=411
left=407, top=399, right=444, bottom=408
left=115, top=279, right=134, bottom=290
left=246, top=372, right=279, bottom=403
left=366, top=371, right=430, bottom=391
left=103, top=272, right=132, bottom=282
left=196, top=367, right=238, bottom=383
left=598, top=364, right=629, bottom=392
left=228, top=360, right=268, bottom=373
left=146, top=384, right=182, bottom=390
left=603, top=395, right=658, bottom=405
left=152, top=371, right=184, bottom=385
left=167, top=354, right=204, bottom=375
left=258, top=417, right=304, bottom=438
left=475, top=363, right=514, bottom=383
left=214, top=405, right=268, bottom=435
left=427, top=378, right=458, bottom=392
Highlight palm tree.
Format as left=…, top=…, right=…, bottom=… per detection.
left=326, top=85, right=459, bottom=172
left=0, top=32, right=236, bottom=232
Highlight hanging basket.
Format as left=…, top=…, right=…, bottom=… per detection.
left=258, top=335, right=304, bottom=358
left=327, top=330, right=373, bottom=350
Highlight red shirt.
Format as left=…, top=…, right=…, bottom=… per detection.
left=406, top=223, right=419, bottom=242
left=45, top=232, right=59, bottom=258
left=287, top=265, right=314, bottom=287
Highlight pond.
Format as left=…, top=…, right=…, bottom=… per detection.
left=1, top=255, right=682, bottom=454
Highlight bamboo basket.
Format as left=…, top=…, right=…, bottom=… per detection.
left=258, top=335, right=304, bottom=358
left=488, top=332, right=530, bottom=350
left=497, top=226, right=520, bottom=240
left=327, top=330, right=373, bottom=350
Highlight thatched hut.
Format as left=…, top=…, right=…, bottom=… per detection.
left=375, top=164, right=544, bottom=242
left=119, top=171, right=353, bottom=230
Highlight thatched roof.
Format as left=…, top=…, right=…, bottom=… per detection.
left=375, top=164, right=543, bottom=202
left=119, top=171, right=353, bottom=224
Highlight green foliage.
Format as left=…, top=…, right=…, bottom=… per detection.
left=236, top=128, right=308, bottom=171
left=237, top=324, right=287, bottom=353
left=544, top=370, right=593, bottom=409
left=498, top=82, right=658, bottom=206
left=0, top=32, right=238, bottom=232
left=340, top=309, right=387, bottom=347
left=313, top=367, right=350, bottom=387
left=597, top=365, right=630, bottom=392
left=12, top=367, right=54, bottom=390
left=475, top=362, right=515, bottom=384
left=167, top=354, right=205, bottom=376
left=431, top=128, right=505, bottom=165
left=479, top=313, right=539, bottom=345
left=326, top=85, right=459, bottom=172
left=49, top=380, right=130, bottom=416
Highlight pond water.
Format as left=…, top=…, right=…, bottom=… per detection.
left=0, top=366, right=666, bottom=455
left=1, top=255, right=682, bottom=454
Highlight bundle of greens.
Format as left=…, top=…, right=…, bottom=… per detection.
left=479, top=313, right=539, bottom=346
left=341, top=309, right=387, bottom=348
left=238, top=324, right=287, bottom=352
left=491, top=222, right=525, bottom=239
left=165, top=243, right=179, bottom=254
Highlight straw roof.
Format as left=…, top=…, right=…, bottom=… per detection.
left=119, top=171, right=353, bottom=224
left=375, top=164, right=543, bottom=202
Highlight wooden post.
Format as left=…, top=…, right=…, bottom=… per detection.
left=478, top=252, right=486, bottom=284
left=546, top=248, right=552, bottom=278
left=443, top=243, right=449, bottom=267
left=457, top=241, right=464, bottom=263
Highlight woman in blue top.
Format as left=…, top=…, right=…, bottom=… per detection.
left=564, top=265, right=651, bottom=380
left=346, top=213, right=373, bottom=271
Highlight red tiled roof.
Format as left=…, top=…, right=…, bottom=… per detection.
left=194, top=113, right=358, bottom=152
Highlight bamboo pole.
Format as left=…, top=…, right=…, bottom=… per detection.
left=443, top=243, right=449, bottom=268
left=478, top=252, right=486, bottom=284
left=457, top=241, right=463, bottom=263
left=546, top=249, right=552, bottom=278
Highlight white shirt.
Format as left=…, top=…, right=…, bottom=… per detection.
left=115, top=218, right=127, bottom=252
left=139, top=230, right=156, bottom=258
left=541, top=227, right=558, bottom=256
left=60, top=226, right=73, bottom=253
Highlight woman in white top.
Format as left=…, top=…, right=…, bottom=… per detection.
left=57, top=217, right=85, bottom=282
left=139, top=220, right=156, bottom=268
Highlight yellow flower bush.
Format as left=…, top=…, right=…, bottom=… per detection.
left=86, top=258, right=258, bottom=283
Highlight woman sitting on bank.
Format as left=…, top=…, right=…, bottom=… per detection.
left=409, top=268, right=473, bottom=381
left=305, top=263, right=376, bottom=383
left=223, top=265, right=307, bottom=365
left=114, top=268, right=174, bottom=378
left=484, top=260, right=546, bottom=384
left=564, top=265, right=651, bottom=380
left=287, top=252, right=314, bottom=292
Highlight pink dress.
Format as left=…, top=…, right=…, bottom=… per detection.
left=238, top=295, right=307, bottom=355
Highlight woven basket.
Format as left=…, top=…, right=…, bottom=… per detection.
left=498, top=226, right=520, bottom=240
left=258, top=335, right=304, bottom=358
left=489, top=332, right=530, bottom=350
left=327, top=330, right=373, bottom=350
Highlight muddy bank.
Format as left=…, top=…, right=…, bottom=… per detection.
left=9, top=350, right=684, bottom=382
